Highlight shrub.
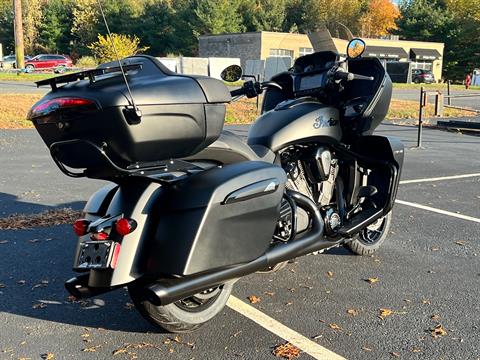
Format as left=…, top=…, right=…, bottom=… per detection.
left=87, top=33, right=149, bottom=63
left=75, top=56, right=98, bottom=69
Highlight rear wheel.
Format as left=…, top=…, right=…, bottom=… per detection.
left=128, top=282, right=233, bottom=333
left=25, top=64, right=35, bottom=72
left=346, top=212, right=392, bottom=255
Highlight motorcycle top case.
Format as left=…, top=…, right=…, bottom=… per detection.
left=144, top=161, right=287, bottom=276
left=29, top=55, right=231, bottom=172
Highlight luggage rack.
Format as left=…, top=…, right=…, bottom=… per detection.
left=35, top=63, right=143, bottom=91
left=49, top=139, right=203, bottom=181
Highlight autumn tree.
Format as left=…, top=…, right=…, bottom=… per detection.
left=87, top=33, right=149, bottom=62
left=360, top=0, right=400, bottom=38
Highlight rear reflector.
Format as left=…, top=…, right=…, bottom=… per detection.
left=28, top=97, right=97, bottom=120
left=73, top=219, right=90, bottom=237
left=110, top=243, right=121, bottom=269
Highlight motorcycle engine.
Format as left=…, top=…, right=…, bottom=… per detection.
left=275, top=145, right=342, bottom=239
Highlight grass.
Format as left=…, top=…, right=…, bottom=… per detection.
left=0, top=93, right=476, bottom=130
left=0, top=72, right=58, bottom=82
left=393, top=82, right=480, bottom=91
left=0, top=94, right=41, bottom=129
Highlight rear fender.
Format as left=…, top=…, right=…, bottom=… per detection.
left=77, top=180, right=163, bottom=288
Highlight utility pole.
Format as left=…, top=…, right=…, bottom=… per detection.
left=13, top=0, right=25, bottom=70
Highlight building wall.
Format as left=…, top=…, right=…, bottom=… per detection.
left=260, top=32, right=314, bottom=60
left=331, top=37, right=444, bottom=81
left=199, top=32, right=262, bottom=68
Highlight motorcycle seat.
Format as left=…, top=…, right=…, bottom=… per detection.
left=184, top=130, right=275, bottom=164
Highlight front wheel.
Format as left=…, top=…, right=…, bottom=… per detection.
left=128, top=282, right=234, bottom=333
left=346, top=212, right=392, bottom=256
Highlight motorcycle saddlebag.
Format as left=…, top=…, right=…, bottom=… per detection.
left=145, top=161, right=287, bottom=276
left=29, top=55, right=231, bottom=172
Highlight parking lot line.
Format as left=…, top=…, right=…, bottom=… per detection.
left=227, top=296, right=347, bottom=360
left=395, top=199, right=480, bottom=224
left=399, top=173, right=480, bottom=185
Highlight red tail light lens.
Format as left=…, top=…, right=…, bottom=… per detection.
left=110, top=243, right=121, bottom=269
left=91, top=231, right=109, bottom=241
left=73, top=219, right=90, bottom=237
left=115, top=218, right=137, bottom=236
left=28, top=97, right=97, bottom=120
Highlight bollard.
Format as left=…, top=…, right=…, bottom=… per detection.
left=434, top=91, right=444, bottom=117
left=447, top=80, right=451, bottom=106
left=417, top=87, right=425, bottom=148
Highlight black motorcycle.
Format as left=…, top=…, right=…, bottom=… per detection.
left=28, top=38, right=403, bottom=333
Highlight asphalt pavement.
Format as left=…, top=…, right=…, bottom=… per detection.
left=0, top=124, right=479, bottom=360
left=0, top=81, right=48, bottom=94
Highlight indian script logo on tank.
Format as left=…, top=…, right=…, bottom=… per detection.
left=313, top=116, right=338, bottom=129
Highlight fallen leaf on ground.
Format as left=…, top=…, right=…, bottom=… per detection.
left=422, top=299, right=431, bottom=305
left=82, top=345, right=102, bottom=352
left=347, top=309, right=358, bottom=316
left=365, top=277, right=379, bottom=284
left=362, top=346, right=372, bottom=352
left=264, top=291, right=275, bottom=296
left=326, top=271, right=334, bottom=277
left=455, top=240, right=467, bottom=246
left=112, top=348, right=128, bottom=356
left=430, top=324, right=447, bottom=338
left=431, top=314, right=440, bottom=322
left=247, top=295, right=261, bottom=304
left=390, top=351, right=400, bottom=357
left=124, top=302, right=134, bottom=310
left=32, top=303, right=47, bottom=309
left=41, top=353, right=54, bottom=360
left=272, top=342, right=301, bottom=359
left=412, top=348, right=422, bottom=353
left=328, top=323, right=342, bottom=331
left=378, top=308, right=393, bottom=319
left=0, top=208, right=82, bottom=230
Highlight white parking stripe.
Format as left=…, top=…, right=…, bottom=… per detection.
left=227, top=296, right=347, bottom=360
left=400, top=173, right=480, bottom=185
left=395, top=200, right=480, bottom=223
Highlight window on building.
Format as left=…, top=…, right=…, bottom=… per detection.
left=411, top=62, right=433, bottom=71
left=269, top=48, right=294, bottom=58
left=299, top=47, right=314, bottom=57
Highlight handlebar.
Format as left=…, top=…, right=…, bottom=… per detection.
left=334, top=71, right=374, bottom=82
left=230, top=81, right=283, bottom=98
left=230, top=88, right=246, bottom=97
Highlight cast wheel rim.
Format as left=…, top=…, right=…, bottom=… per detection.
left=174, top=286, right=223, bottom=312
left=358, top=217, right=387, bottom=245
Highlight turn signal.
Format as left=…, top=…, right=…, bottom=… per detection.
left=73, top=219, right=90, bottom=237
left=27, top=97, right=97, bottom=120
left=115, top=218, right=137, bottom=236
left=91, top=231, right=109, bottom=241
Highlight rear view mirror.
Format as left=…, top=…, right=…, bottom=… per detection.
left=221, top=65, right=243, bottom=83
left=347, top=39, right=366, bottom=59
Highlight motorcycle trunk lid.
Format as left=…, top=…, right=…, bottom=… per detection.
left=30, top=56, right=231, bottom=176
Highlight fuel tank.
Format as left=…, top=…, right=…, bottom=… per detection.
left=247, top=98, right=341, bottom=152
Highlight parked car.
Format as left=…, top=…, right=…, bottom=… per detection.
left=25, top=54, right=73, bottom=71
left=0, top=55, right=32, bottom=68
left=412, top=69, right=435, bottom=84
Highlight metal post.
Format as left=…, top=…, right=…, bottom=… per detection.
left=417, top=86, right=424, bottom=148
left=256, top=74, right=260, bottom=112
left=13, top=0, right=25, bottom=70
left=447, top=80, right=451, bottom=106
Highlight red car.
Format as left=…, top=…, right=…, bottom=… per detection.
left=25, top=54, right=73, bottom=71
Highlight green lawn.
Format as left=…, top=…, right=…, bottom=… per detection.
left=393, top=82, right=480, bottom=91
left=0, top=72, right=58, bottom=82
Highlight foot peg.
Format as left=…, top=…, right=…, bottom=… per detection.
left=356, top=185, right=378, bottom=200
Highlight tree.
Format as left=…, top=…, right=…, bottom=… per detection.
left=194, top=0, right=245, bottom=35
left=360, top=0, right=400, bottom=38
left=71, top=0, right=99, bottom=52
left=241, top=0, right=288, bottom=32
left=87, top=33, right=149, bottom=62
left=36, top=0, right=73, bottom=54
left=0, top=0, right=14, bottom=54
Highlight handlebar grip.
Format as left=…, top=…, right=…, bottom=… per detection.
left=352, top=74, right=375, bottom=81
left=230, top=88, right=246, bottom=97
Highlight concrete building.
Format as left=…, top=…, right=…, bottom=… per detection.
left=200, top=31, right=445, bottom=82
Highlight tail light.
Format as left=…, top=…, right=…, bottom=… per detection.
left=27, top=97, right=97, bottom=120
left=115, top=218, right=137, bottom=236
left=73, top=219, right=90, bottom=237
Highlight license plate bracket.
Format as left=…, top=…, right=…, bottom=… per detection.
left=75, top=241, right=116, bottom=270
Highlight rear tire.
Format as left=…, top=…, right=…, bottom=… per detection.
left=128, top=281, right=233, bottom=333
left=346, top=212, right=392, bottom=255
left=25, top=64, right=34, bottom=72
